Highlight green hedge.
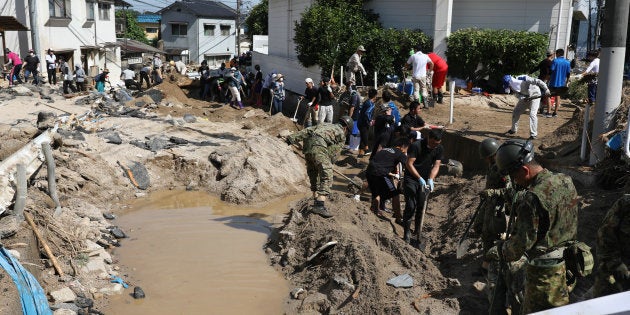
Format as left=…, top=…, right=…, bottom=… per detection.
left=294, top=0, right=431, bottom=83
left=446, top=28, right=548, bottom=90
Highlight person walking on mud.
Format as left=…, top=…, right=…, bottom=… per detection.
left=402, top=128, right=444, bottom=245
left=366, top=137, right=409, bottom=221
left=286, top=116, right=354, bottom=218
left=504, top=75, right=550, bottom=140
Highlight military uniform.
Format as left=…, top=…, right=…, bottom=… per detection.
left=594, top=194, right=630, bottom=297
left=287, top=123, right=346, bottom=197
left=500, top=169, right=578, bottom=314
left=474, top=163, right=511, bottom=255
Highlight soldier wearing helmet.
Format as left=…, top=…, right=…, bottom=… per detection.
left=286, top=116, right=354, bottom=218
left=488, top=139, right=578, bottom=314
left=473, top=138, right=514, bottom=310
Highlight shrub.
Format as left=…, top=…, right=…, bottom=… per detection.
left=566, top=80, right=588, bottom=103
left=446, top=29, right=548, bottom=91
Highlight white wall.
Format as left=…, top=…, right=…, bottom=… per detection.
left=197, top=18, right=236, bottom=63
left=268, top=0, right=313, bottom=60
left=252, top=51, right=321, bottom=94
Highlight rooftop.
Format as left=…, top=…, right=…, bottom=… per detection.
left=137, top=14, right=161, bottom=24
left=158, top=0, right=237, bottom=19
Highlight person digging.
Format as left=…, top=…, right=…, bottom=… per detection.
left=286, top=116, right=354, bottom=218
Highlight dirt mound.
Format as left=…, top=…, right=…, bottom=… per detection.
left=267, top=192, right=461, bottom=314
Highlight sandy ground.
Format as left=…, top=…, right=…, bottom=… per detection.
left=0, top=80, right=626, bottom=314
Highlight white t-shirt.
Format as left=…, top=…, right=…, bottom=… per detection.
left=45, top=54, right=56, bottom=70
left=122, top=69, right=135, bottom=80
left=406, top=52, right=431, bottom=79
left=585, top=58, right=600, bottom=74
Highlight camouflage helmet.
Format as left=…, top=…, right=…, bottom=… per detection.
left=338, top=116, right=353, bottom=129
left=495, top=139, right=535, bottom=175
left=479, top=138, right=500, bottom=159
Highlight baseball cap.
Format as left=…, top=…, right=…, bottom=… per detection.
left=380, top=103, right=391, bottom=111
left=305, top=78, right=313, bottom=84
left=357, top=45, right=366, bottom=52
left=546, top=50, right=553, bottom=56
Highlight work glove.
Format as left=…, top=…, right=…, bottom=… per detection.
left=544, top=90, right=551, bottom=96
left=428, top=179, right=434, bottom=192
left=614, top=263, right=630, bottom=281
left=418, top=177, right=426, bottom=187
left=308, top=102, right=313, bottom=107
left=327, top=86, right=332, bottom=93
left=391, top=173, right=400, bottom=180
left=362, top=71, right=367, bottom=76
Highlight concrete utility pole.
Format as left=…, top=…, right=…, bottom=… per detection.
left=236, top=0, right=241, bottom=56
left=589, top=0, right=630, bottom=164
left=28, top=0, right=41, bottom=70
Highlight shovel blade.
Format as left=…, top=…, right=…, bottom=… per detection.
left=456, top=239, right=472, bottom=259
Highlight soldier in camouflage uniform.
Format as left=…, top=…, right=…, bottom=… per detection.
left=286, top=116, right=353, bottom=218
left=594, top=194, right=630, bottom=297
left=490, top=139, right=578, bottom=314
left=473, top=138, right=511, bottom=308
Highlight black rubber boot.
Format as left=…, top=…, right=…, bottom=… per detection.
left=403, top=221, right=412, bottom=244
left=311, top=200, right=333, bottom=218
left=437, top=92, right=443, bottom=104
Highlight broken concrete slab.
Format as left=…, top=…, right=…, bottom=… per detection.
left=386, top=274, right=413, bottom=288
left=37, top=111, right=56, bottom=130
left=11, top=86, right=34, bottom=96
left=99, top=131, right=122, bottom=145
left=183, top=114, right=196, bottom=123
left=99, top=283, right=124, bottom=296
left=0, top=215, right=19, bottom=238
left=80, top=257, right=109, bottom=275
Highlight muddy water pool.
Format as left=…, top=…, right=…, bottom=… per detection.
left=103, top=190, right=300, bottom=314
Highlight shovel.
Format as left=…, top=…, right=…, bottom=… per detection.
left=415, top=186, right=430, bottom=251
left=291, top=98, right=303, bottom=122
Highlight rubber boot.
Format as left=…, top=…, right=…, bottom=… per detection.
left=230, top=101, right=238, bottom=109
left=437, top=92, right=443, bottom=104
left=311, top=200, right=333, bottom=218
left=238, top=101, right=244, bottom=109
left=403, top=221, right=412, bottom=244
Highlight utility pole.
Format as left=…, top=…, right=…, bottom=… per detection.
left=236, top=0, right=241, bottom=56
left=589, top=0, right=630, bottom=164
left=28, top=0, right=41, bottom=72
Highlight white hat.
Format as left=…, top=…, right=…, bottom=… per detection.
left=357, top=45, right=366, bottom=52
left=305, top=78, right=313, bottom=84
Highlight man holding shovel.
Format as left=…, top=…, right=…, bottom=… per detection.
left=346, top=45, right=367, bottom=89
left=286, top=116, right=354, bottom=218
left=403, top=128, right=444, bottom=246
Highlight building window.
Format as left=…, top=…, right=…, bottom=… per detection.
left=220, top=25, right=230, bottom=36
left=146, top=27, right=159, bottom=34
left=98, top=3, right=111, bottom=20
left=49, top=0, right=71, bottom=18
left=86, top=1, right=95, bottom=20
left=204, top=24, right=215, bottom=36
left=171, top=23, right=187, bottom=36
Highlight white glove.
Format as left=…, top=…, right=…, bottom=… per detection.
left=392, top=174, right=400, bottom=180
left=327, top=86, right=332, bottom=93
left=308, top=102, right=313, bottom=106
left=362, top=71, right=367, bottom=76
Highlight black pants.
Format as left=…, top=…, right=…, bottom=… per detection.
left=125, top=79, right=142, bottom=91
left=139, top=72, right=151, bottom=89
left=359, top=125, right=370, bottom=150
left=76, top=81, right=85, bottom=91
left=403, top=177, right=429, bottom=227
left=63, top=80, right=77, bottom=94
left=47, top=68, right=57, bottom=85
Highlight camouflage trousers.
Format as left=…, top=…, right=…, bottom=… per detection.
left=490, top=256, right=526, bottom=315
left=522, top=258, right=569, bottom=314
left=305, top=151, right=333, bottom=197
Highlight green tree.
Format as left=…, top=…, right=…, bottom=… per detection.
left=293, top=0, right=431, bottom=83
left=245, top=0, right=268, bottom=36
left=115, top=10, right=150, bottom=45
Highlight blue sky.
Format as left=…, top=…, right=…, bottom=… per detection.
left=125, top=0, right=260, bottom=14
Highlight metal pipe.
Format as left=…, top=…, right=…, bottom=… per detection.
left=14, top=164, right=27, bottom=220
left=555, top=0, right=564, bottom=50
left=374, top=71, right=377, bottom=89
left=449, top=81, right=455, bottom=124
left=580, top=103, right=591, bottom=160
left=41, top=142, right=62, bottom=217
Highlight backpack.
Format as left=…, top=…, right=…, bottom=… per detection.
left=563, top=241, right=594, bottom=278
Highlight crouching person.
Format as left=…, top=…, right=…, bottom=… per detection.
left=366, top=137, right=409, bottom=220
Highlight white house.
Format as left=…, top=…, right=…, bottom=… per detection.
left=1, top=0, right=126, bottom=82
left=256, top=0, right=589, bottom=93
left=158, top=0, right=237, bottom=67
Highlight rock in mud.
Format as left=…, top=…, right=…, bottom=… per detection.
left=11, top=86, right=33, bottom=96
left=0, top=215, right=19, bottom=238
left=99, top=284, right=124, bottom=296
left=50, top=287, right=77, bottom=303
left=133, top=286, right=146, bottom=299
left=57, top=129, right=86, bottom=141
left=147, top=136, right=172, bottom=152
left=37, top=111, right=57, bottom=130
left=183, top=114, right=197, bottom=123
left=74, top=296, right=94, bottom=308
left=99, top=131, right=122, bottom=144
left=386, top=274, right=413, bottom=288
left=51, top=303, right=80, bottom=312
left=127, top=161, right=151, bottom=190
left=169, top=136, right=189, bottom=145
left=102, top=213, right=116, bottom=220
left=140, top=89, right=164, bottom=103
left=109, top=227, right=127, bottom=239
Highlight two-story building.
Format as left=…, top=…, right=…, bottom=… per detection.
left=1, top=0, right=128, bottom=82
left=158, top=0, right=237, bottom=66
left=137, top=14, right=161, bottom=41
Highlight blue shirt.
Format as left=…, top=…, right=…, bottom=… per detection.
left=549, top=57, right=571, bottom=88
left=388, top=101, right=401, bottom=125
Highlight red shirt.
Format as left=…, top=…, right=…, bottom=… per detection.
left=427, top=53, right=447, bottom=72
